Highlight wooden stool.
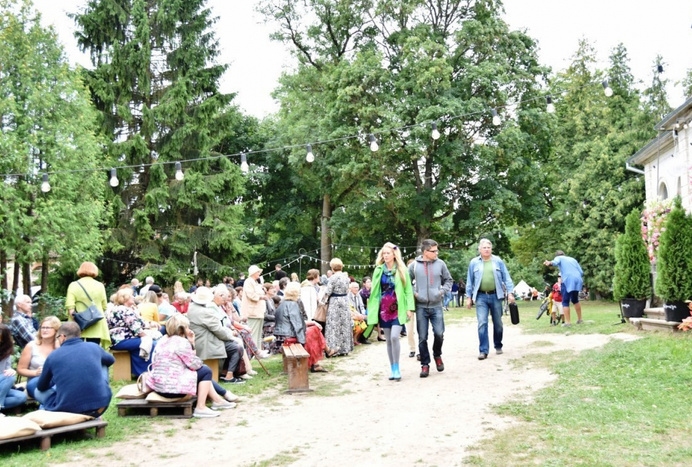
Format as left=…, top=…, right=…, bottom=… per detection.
left=203, top=358, right=221, bottom=381
left=111, top=350, right=131, bottom=381
left=281, top=343, right=312, bottom=393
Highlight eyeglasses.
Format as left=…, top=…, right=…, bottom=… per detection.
left=428, top=250, right=439, bottom=253
left=40, top=326, right=54, bottom=330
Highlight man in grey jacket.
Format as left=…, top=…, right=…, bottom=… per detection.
left=408, top=239, right=454, bottom=378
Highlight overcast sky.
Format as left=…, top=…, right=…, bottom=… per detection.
left=30, top=0, right=692, bottom=117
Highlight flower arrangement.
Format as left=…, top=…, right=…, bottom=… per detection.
left=678, top=303, right=692, bottom=331
left=640, top=199, right=672, bottom=264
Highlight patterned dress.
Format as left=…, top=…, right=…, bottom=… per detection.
left=325, top=272, right=353, bottom=355
left=378, top=267, right=401, bottom=328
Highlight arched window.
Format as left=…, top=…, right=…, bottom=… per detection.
left=658, top=182, right=668, bottom=200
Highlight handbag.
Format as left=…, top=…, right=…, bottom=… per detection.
left=136, top=364, right=154, bottom=394
left=73, top=281, right=104, bottom=330
left=313, top=302, right=327, bottom=322
left=509, top=302, right=520, bottom=325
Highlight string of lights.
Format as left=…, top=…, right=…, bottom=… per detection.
left=9, top=81, right=620, bottom=191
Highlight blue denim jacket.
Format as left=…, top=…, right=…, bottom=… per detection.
left=465, top=255, right=514, bottom=302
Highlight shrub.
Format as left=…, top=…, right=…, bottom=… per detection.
left=654, top=197, right=692, bottom=302
left=613, top=209, right=651, bottom=301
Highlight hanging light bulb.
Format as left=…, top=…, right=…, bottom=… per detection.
left=546, top=96, right=555, bottom=114
left=531, top=222, right=536, bottom=229
left=549, top=216, right=553, bottom=223
left=368, top=134, right=379, bottom=152
left=40, top=173, right=50, bottom=193
left=431, top=122, right=441, bottom=140
left=602, top=80, right=613, bottom=97
left=240, top=153, right=249, bottom=174
left=306, top=144, right=315, bottom=163
left=491, top=108, right=501, bottom=126
left=174, top=162, right=184, bottom=181
left=109, top=168, right=119, bottom=187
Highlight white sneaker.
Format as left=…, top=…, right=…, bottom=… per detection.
left=240, top=374, right=252, bottom=380
left=247, top=370, right=258, bottom=376
left=223, top=392, right=239, bottom=402
left=211, top=401, right=237, bottom=410
left=193, top=407, right=220, bottom=418
left=260, top=350, right=271, bottom=359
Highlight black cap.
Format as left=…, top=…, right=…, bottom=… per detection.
left=149, top=285, right=162, bottom=295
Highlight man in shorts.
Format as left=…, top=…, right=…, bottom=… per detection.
left=544, top=251, right=584, bottom=327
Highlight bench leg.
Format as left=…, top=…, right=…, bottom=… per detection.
left=96, top=425, right=106, bottom=438
left=40, top=436, right=51, bottom=451
left=286, top=356, right=311, bottom=393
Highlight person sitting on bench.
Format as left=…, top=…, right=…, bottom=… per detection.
left=34, top=322, right=114, bottom=417
left=274, top=282, right=333, bottom=373
left=146, top=314, right=235, bottom=418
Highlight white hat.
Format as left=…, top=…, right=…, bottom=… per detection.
left=191, top=286, right=213, bottom=305
left=248, top=265, right=262, bottom=276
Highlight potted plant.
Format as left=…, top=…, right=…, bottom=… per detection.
left=613, top=209, right=651, bottom=318
left=654, top=197, right=692, bottom=322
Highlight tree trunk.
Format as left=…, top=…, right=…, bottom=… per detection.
left=22, top=262, right=31, bottom=295
left=320, top=193, right=331, bottom=274
left=40, top=254, right=49, bottom=314
left=0, top=250, right=8, bottom=318
left=10, top=257, right=19, bottom=318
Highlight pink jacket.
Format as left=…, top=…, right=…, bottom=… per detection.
left=147, top=335, right=202, bottom=395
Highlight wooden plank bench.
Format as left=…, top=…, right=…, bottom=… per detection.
left=116, top=397, right=197, bottom=418
left=111, top=350, right=132, bottom=381
left=0, top=419, right=107, bottom=451
left=281, top=343, right=312, bottom=393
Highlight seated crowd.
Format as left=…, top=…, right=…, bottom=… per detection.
left=1, top=261, right=379, bottom=421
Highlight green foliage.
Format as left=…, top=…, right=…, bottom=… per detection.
left=0, top=0, right=107, bottom=287
left=613, top=209, right=651, bottom=300
left=73, top=0, right=256, bottom=285
left=523, top=41, right=653, bottom=297
left=259, top=0, right=552, bottom=267
left=654, top=197, right=692, bottom=302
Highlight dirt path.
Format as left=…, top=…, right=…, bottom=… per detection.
left=54, top=317, right=638, bottom=467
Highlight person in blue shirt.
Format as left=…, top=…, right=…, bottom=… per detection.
left=35, top=321, right=114, bottom=417
left=466, top=238, right=515, bottom=360
left=544, top=250, right=584, bottom=327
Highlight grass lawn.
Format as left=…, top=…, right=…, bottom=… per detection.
left=454, top=300, right=692, bottom=466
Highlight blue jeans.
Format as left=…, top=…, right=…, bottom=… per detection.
left=111, top=338, right=155, bottom=377
left=416, top=306, right=444, bottom=366
left=0, top=374, right=27, bottom=410
left=475, top=292, right=503, bottom=354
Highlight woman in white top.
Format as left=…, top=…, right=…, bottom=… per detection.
left=16, top=316, right=60, bottom=398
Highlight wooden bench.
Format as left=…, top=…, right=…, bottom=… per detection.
left=0, top=419, right=107, bottom=451
left=116, top=397, right=197, bottom=418
left=111, top=350, right=132, bottom=381
left=281, top=343, right=312, bottom=393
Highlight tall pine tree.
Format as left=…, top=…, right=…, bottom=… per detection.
left=73, top=0, right=254, bottom=285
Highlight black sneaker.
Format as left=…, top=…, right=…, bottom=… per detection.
left=222, top=377, right=246, bottom=384
left=419, top=365, right=430, bottom=378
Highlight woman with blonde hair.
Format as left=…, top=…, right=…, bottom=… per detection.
left=274, top=282, right=330, bottom=372
left=147, top=314, right=234, bottom=418
left=367, top=243, right=415, bottom=381
left=65, top=261, right=110, bottom=348
left=107, top=288, right=157, bottom=377
left=16, top=316, right=61, bottom=398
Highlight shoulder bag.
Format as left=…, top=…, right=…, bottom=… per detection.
left=73, top=281, right=105, bottom=330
